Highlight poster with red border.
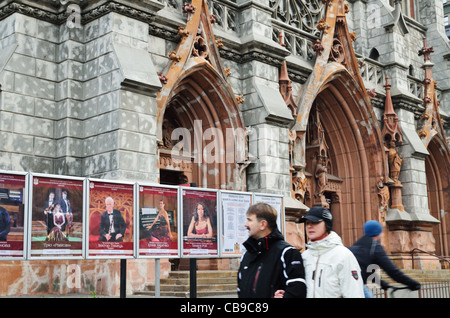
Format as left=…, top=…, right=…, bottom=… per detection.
left=0, top=171, right=27, bottom=260
left=29, top=174, right=84, bottom=259
left=137, top=184, right=179, bottom=258
left=181, top=188, right=218, bottom=258
left=87, top=179, right=134, bottom=259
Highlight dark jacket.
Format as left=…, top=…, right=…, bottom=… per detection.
left=349, top=235, right=421, bottom=290
left=0, top=206, right=10, bottom=240
left=99, top=209, right=126, bottom=241
left=238, top=229, right=306, bottom=298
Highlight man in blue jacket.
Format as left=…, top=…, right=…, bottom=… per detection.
left=238, top=202, right=306, bottom=298
left=349, top=220, right=421, bottom=297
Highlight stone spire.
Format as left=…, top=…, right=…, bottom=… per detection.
left=417, top=37, right=446, bottom=148
left=381, top=74, right=403, bottom=145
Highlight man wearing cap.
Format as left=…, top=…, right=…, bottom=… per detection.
left=349, top=220, right=421, bottom=297
left=299, top=206, right=364, bottom=298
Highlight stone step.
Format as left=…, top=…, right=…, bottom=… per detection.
left=380, top=269, right=450, bottom=285
left=143, top=282, right=237, bottom=292
left=134, top=270, right=238, bottom=298
left=168, top=270, right=237, bottom=279
left=134, top=289, right=236, bottom=298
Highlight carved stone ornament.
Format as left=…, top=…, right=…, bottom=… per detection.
left=215, top=39, right=224, bottom=48
left=316, top=18, right=330, bottom=34
left=192, top=35, right=209, bottom=59
left=157, top=72, right=168, bottom=85
left=329, top=38, right=345, bottom=64
left=387, top=142, right=403, bottom=184
left=178, top=26, right=190, bottom=38
left=312, top=39, right=324, bottom=56
left=235, top=95, right=244, bottom=104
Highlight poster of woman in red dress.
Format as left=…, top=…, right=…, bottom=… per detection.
left=181, top=188, right=218, bottom=257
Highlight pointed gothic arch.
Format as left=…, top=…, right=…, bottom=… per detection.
left=156, top=0, right=247, bottom=190
left=418, top=37, right=450, bottom=259
left=425, top=136, right=450, bottom=257
left=304, top=67, right=386, bottom=242
left=293, top=0, right=387, bottom=244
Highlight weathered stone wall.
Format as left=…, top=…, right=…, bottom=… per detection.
left=0, top=258, right=168, bottom=296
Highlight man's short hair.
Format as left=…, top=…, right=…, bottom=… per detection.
left=246, top=202, right=278, bottom=231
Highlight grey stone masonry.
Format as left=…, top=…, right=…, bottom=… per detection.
left=0, top=9, right=161, bottom=182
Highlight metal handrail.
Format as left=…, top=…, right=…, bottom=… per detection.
left=410, top=248, right=450, bottom=269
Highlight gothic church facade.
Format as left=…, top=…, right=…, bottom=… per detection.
left=0, top=0, right=448, bottom=295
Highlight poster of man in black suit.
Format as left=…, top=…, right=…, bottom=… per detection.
left=87, top=179, right=134, bottom=258
left=98, top=197, right=126, bottom=242
left=59, top=190, right=72, bottom=232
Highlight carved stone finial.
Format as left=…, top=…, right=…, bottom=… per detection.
left=216, top=38, right=224, bottom=48
left=344, top=3, right=350, bottom=14
left=182, top=2, right=196, bottom=21
left=157, top=72, right=168, bottom=85
left=316, top=18, right=330, bottom=34
left=312, top=39, right=324, bottom=55
left=367, top=88, right=376, bottom=99
left=168, top=50, right=181, bottom=62
left=418, top=37, right=434, bottom=62
left=182, top=2, right=196, bottom=14
left=177, top=26, right=189, bottom=38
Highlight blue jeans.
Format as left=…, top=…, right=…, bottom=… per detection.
left=363, top=285, right=374, bottom=298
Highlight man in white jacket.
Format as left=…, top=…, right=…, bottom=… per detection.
left=299, top=206, right=364, bottom=298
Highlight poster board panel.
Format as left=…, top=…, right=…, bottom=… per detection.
left=28, top=173, right=85, bottom=260
left=86, top=179, right=134, bottom=259
left=219, top=190, right=252, bottom=257
left=136, top=183, right=179, bottom=258
left=181, top=187, right=219, bottom=258
left=253, top=193, right=285, bottom=235
left=0, top=170, right=28, bottom=260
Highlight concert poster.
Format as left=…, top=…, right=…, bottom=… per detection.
left=254, top=193, right=285, bottom=235
left=181, top=188, right=218, bottom=258
left=0, top=171, right=27, bottom=260
left=29, top=174, right=84, bottom=259
left=220, top=191, right=252, bottom=257
left=87, top=179, right=134, bottom=259
left=137, top=184, right=179, bottom=258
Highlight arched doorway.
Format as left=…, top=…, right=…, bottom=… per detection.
left=154, top=0, right=248, bottom=270
left=425, top=137, right=450, bottom=257
left=303, top=70, right=386, bottom=245
left=158, top=62, right=247, bottom=191
left=157, top=63, right=247, bottom=270
left=155, top=0, right=247, bottom=193
left=291, top=0, right=388, bottom=247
